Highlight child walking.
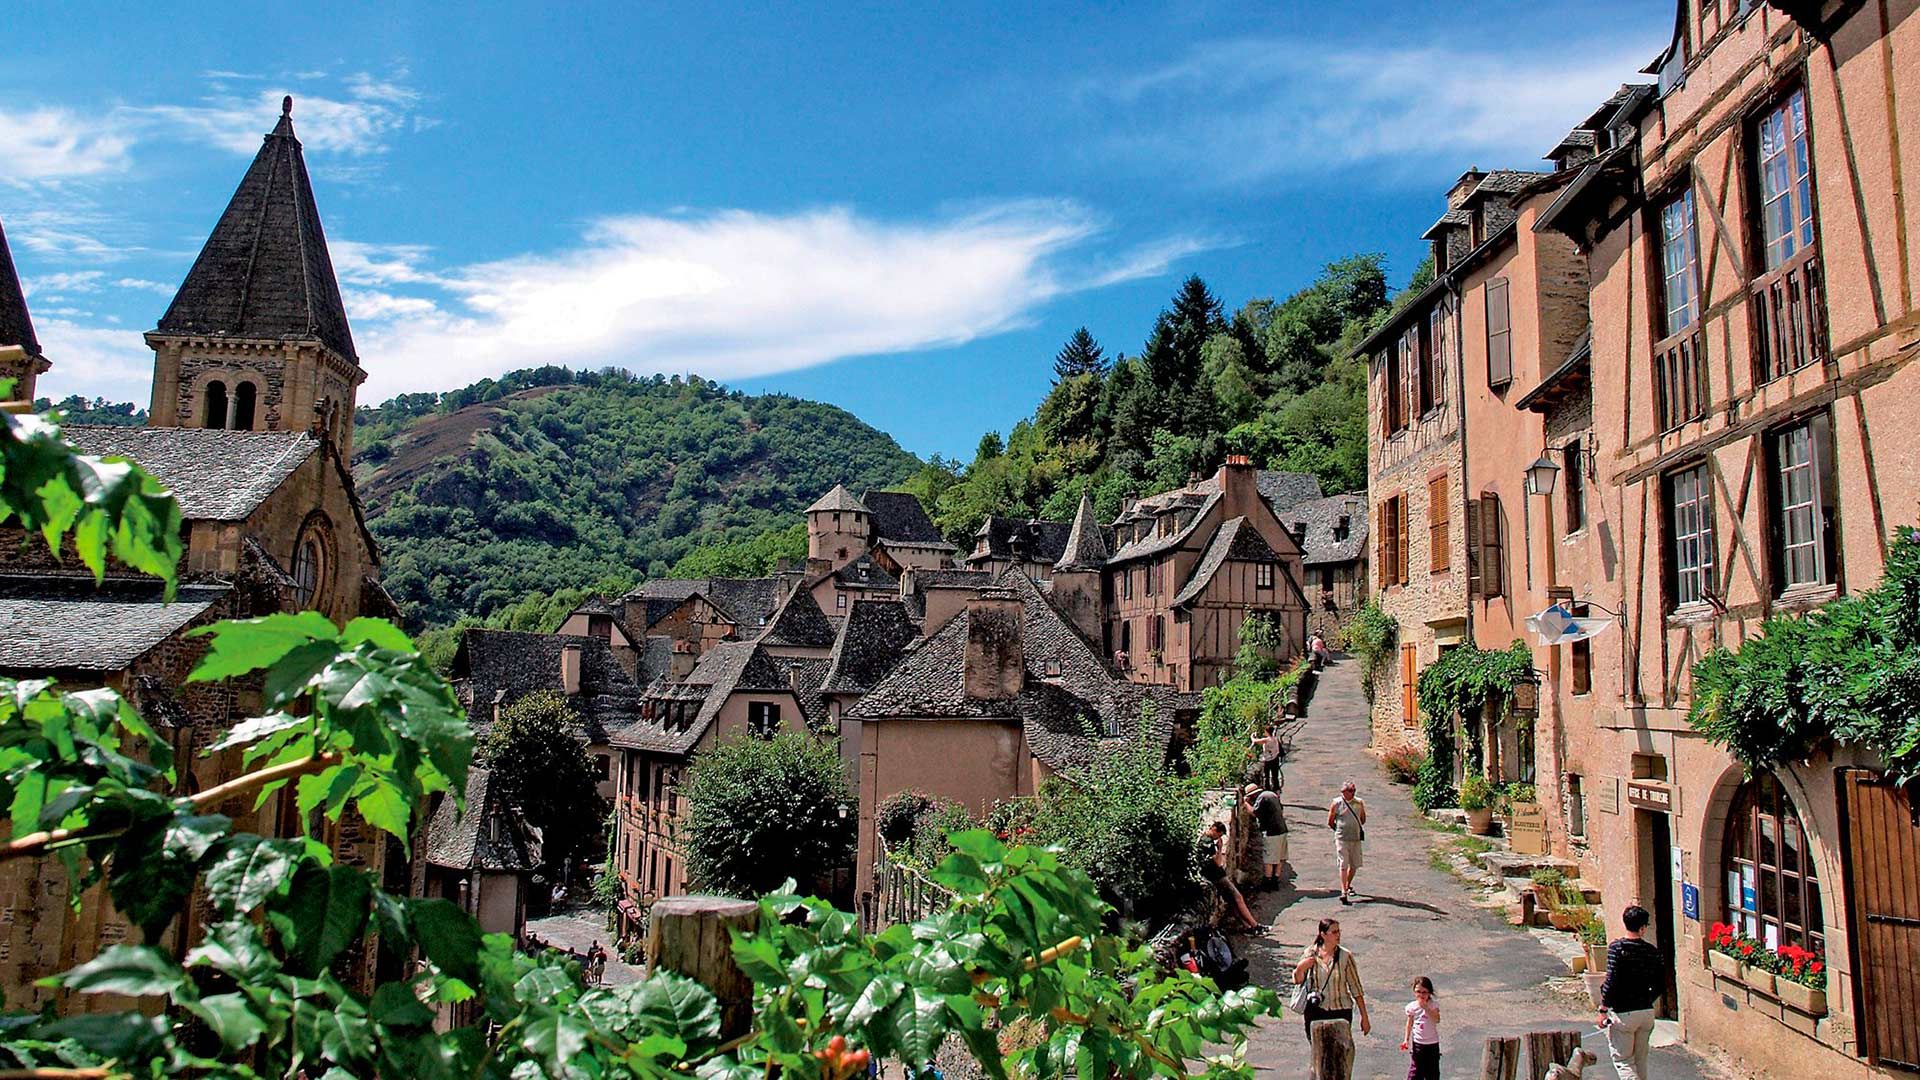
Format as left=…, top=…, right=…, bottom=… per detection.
left=1400, top=976, right=1440, bottom=1080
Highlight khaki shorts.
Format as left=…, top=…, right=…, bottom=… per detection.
left=1263, top=833, right=1290, bottom=865
left=1336, top=839, right=1363, bottom=872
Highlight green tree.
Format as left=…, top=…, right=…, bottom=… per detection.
left=1052, top=325, right=1109, bottom=381
left=669, top=522, right=809, bottom=578
left=681, top=732, right=857, bottom=896
left=1202, top=333, right=1263, bottom=428
left=477, top=691, right=610, bottom=878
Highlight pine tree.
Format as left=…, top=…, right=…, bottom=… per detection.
left=1141, top=276, right=1225, bottom=392
left=1052, top=326, right=1108, bottom=381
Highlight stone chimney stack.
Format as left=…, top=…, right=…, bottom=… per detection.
left=1218, top=453, right=1256, bottom=509
left=561, top=641, right=583, bottom=695
left=963, top=588, right=1025, bottom=701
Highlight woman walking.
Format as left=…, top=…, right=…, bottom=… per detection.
left=1292, top=917, right=1369, bottom=1076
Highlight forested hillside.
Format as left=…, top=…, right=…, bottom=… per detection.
left=350, top=367, right=918, bottom=628
left=902, top=254, right=1426, bottom=543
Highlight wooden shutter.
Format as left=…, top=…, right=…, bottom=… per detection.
left=1401, top=644, right=1418, bottom=726
left=1429, top=475, right=1450, bottom=572
left=1376, top=504, right=1389, bottom=589
left=1466, top=497, right=1482, bottom=596
left=1481, top=494, right=1504, bottom=597
left=1486, top=279, right=1512, bottom=386
left=1395, top=495, right=1410, bottom=585
left=1842, top=769, right=1920, bottom=1070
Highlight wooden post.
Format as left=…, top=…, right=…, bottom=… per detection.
left=1479, top=1035, right=1520, bottom=1080
left=1308, top=1018, right=1353, bottom=1080
left=646, top=895, right=760, bottom=1038
left=1523, top=1030, right=1583, bottom=1079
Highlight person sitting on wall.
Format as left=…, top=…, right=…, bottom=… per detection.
left=1197, top=820, right=1264, bottom=934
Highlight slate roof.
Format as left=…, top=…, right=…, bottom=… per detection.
left=761, top=586, right=836, bottom=649
left=849, top=570, right=1187, bottom=772
left=63, top=426, right=319, bottom=520
left=973, top=516, right=1074, bottom=565
left=616, top=639, right=824, bottom=755
left=1276, top=493, right=1369, bottom=566
left=1464, top=169, right=1554, bottom=202
left=451, top=628, right=645, bottom=745
left=863, top=490, right=951, bottom=547
left=0, top=216, right=43, bottom=362
left=821, top=599, right=920, bottom=694
left=1054, top=494, right=1110, bottom=571
left=1422, top=208, right=1472, bottom=241
left=637, top=635, right=675, bottom=684
left=0, top=575, right=230, bottom=672
left=1170, top=517, right=1280, bottom=607
left=806, top=484, right=867, bottom=513
left=911, top=569, right=995, bottom=589
left=834, top=553, right=898, bottom=591
left=155, top=99, right=357, bottom=364
left=702, top=578, right=783, bottom=629
left=424, top=768, right=538, bottom=872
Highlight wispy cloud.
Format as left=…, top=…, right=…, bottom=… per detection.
left=31, top=320, right=155, bottom=403
left=0, top=109, right=134, bottom=184
left=1082, top=34, right=1659, bottom=185
left=347, top=202, right=1208, bottom=400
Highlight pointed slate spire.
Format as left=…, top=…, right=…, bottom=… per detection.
left=1055, top=493, right=1110, bottom=571
left=155, top=95, right=358, bottom=363
left=0, top=215, right=43, bottom=361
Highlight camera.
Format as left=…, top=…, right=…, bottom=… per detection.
left=1304, top=991, right=1324, bottom=1009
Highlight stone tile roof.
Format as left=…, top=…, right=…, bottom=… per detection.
left=806, top=484, right=867, bottom=513
left=451, top=628, right=644, bottom=745
left=1465, top=169, right=1554, bottom=202
left=1107, top=491, right=1220, bottom=565
left=0, top=216, right=43, bottom=362
left=847, top=570, right=1188, bottom=772
left=911, top=569, right=995, bottom=589
left=637, top=635, right=675, bottom=684
left=617, top=639, right=824, bottom=755
left=63, top=426, right=319, bottom=521
left=424, top=767, right=539, bottom=872
left=1170, top=517, right=1278, bottom=607
left=1275, top=493, right=1369, bottom=566
left=973, top=516, right=1074, bottom=565
left=762, top=585, right=836, bottom=649
left=834, top=553, right=897, bottom=591
left=1422, top=208, right=1472, bottom=240
left=1055, top=494, right=1110, bottom=571
left=821, top=599, right=920, bottom=694
left=0, top=575, right=230, bottom=672
left=863, top=490, right=951, bottom=547
left=702, top=578, right=783, bottom=630
left=155, top=100, right=357, bottom=363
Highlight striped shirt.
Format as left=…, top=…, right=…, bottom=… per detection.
left=1601, top=937, right=1664, bottom=1012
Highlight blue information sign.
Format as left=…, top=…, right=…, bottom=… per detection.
left=1681, top=882, right=1700, bottom=921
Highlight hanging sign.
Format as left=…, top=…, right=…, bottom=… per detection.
left=1626, top=780, right=1673, bottom=812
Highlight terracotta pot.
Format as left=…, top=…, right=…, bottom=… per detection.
left=1777, top=979, right=1827, bottom=1016
left=1706, top=950, right=1742, bottom=980
left=1549, top=909, right=1583, bottom=931
left=1742, top=966, right=1775, bottom=995
left=1465, top=807, right=1494, bottom=835
left=1586, top=943, right=1610, bottom=972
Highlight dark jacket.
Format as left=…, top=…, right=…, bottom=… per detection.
left=1601, top=936, right=1664, bottom=1012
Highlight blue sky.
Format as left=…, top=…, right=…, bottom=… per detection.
left=3, top=1, right=1669, bottom=460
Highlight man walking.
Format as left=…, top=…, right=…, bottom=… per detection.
left=1599, top=905, right=1665, bottom=1080
left=1327, top=779, right=1366, bottom=904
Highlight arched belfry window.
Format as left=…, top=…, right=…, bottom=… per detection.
left=1723, top=771, right=1824, bottom=954
left=233, top=382, right=257, bottom=430
left=203, top=381, right=229, bottom=429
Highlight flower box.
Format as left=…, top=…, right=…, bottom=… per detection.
left=1707, top=950, right=1742, bottom=980
left=1777, top=979, right=1827, bottom=1016
left=1742, top=966, right=1776, bottom=995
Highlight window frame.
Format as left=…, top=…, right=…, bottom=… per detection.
left=1255, top=561, right=1275, bottom=590
left=1569, top=603, right=1592, bottom=696
left=748, top=701, right=782, bottom=738
left=1723, top=771, right=1825, bottom=955
left=1768, top=413, right=1837, bottom=594
left=1485, top=278, right=1512, bottom=387
left=1752, top=86, right=1816, bottom=274
left=1665, top=461, right=1717, bottom=609
left=1658, top=187, right=1703, bottom=339
left=1563, top=443, right=1588, bottom=534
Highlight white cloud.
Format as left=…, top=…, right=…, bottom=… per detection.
left=113, top=277, right=176, bottom=294
left=133, top=83, right=421, bottom=157
left=22, top=270, right=107, bottom=296
left=344, top=288, right=439, bottom=321
left=32, top=320, right=155, bottom=404
left=1084, top=34, right=1661, bottom=184
left=0, top=108, right=134, bottom=184
left=351, top=202, right=1205, bottom=399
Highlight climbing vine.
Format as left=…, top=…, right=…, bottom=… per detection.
left=1690, top=527, right=1920, bottom=784
left=1411, top=642, right=1535, bottom=810
left=1337, top=598, right=1396, bottom=704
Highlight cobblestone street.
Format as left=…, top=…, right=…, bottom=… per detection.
left=1235, top=657, right=1728, bottom=1080
left=525, top=905, right=644, bottom=986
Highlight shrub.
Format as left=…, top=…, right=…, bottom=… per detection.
left=903, top=801, right=977, bottom=868
left=876, top=789, right=936, bottom=846
left=1190, top=664, right=1305, bottom=790
left=1380, top=743, right=1425, bottom=785
left=1339, top=598, right=1396, bottom=703
left=1529, top=868, right=1566, bottom=892
left=1032, top=726, right=1203, bottom=921
left=1233, top=613, right=1285, bottom=681
left=682, top=732, right=857, bottom=896
left=1579, top=915, right=1608, bottom=947
left=1458, top=773, right=1495, bottom=812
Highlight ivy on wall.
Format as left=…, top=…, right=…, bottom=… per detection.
left=1337, top=598, right=1396, bottom=704
left=1690, top=527, right=1920, bottom=785
left=1411, top=641, right=1535, bottom=810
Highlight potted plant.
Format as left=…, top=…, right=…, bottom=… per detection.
left=1580, top=914, right=1609, bottom=972
left=1549, top=892, right=1591, bottom=933
left=1736, top=937, right=1775, bottom=993
left=1460, top=774, right=1496, bottom=835
left=1705, top=923, right=1744, bottom=980
left=1775, top=944, right=1828, bottom=1015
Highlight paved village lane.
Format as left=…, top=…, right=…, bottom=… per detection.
left=1233, top=656, right=1723, bottom=1080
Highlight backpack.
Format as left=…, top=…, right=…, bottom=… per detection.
left=1193, top=928, right=1249, bottom=990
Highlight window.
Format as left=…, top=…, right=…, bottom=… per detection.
left=1044, top=658, right=1062, bottom=678
left=1723, top=771, right=1824, bottom=954
left=595, top=754, right=610, bottom=781
left=291, top=524, right=329, bottom=610
left=1384, top=341, right=1408, bottom=434
left=1122, top=568, right=1133, bottom=601
left=1144, top=564, right=1156, bottom=596
left=1477, top=495, right=1505, bottom=598
left=1570, top=604, right=1592, bottom=696
left=1256, top=562, right=1274, bottom=590
left=233, top=381, right=257, bottom=430
left=748, top=702, right=781, bottom=738
left=1377, top=494, right=1408, bottom=588
left=1563, top=443, right=1587, bottom=533
left=1566, top=774, right=1587, bottom=839
left=1400, top=644, right=1418, bottom=726
left=1666, top=463, right=1716, bottom=607
left=1428, top=474, right=1450, bottom=573
left=1420, top=309, right=1443, bottom=414
left=203, top=380, right=229, bottom=429
left=1770, top=415, right=1836, bottom=592
left=1119, top=620, right=1132, bottom=655
left=1659, top=189, right=1702, bottom=337
left=1147, top=616, right=1164, bottom=652
left=1485, top=279, right=1512, bottom=387
left=835, top=592, right=847, bottom=611
left=1755, top=89, right=1815, bottom=272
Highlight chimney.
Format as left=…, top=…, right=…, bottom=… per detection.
left=561, top=641, right=583, bottom=695
left=1219, top=454, right=1255, bottom=504
left=963, top=588, right=1025, bottom=701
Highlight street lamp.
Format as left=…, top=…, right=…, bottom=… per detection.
left=1525, top=453, right=1560, bottom=496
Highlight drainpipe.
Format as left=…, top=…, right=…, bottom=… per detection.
left=1448, top=271, right=1474, bottom=652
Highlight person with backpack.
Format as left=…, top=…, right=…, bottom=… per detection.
left=1327, top=779, right=1367, bottom=904
left=1242, top=783, right=1289, bottom=889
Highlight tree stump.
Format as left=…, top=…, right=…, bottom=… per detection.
left=1309, top=1017, right=1354, bottom=1080
left=1523, top=1030, right=1583, bottom=1079
left=1479, top=1035, right=1521, bottom=1080
left=645, top=895, right=760, bottom=1038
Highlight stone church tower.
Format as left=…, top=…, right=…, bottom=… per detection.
left=145, top=97, right=363, bottom=455
left=0, top=216, right=50, bottom=401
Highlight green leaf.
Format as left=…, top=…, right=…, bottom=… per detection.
left=50, top=944, right=187, bottom=997
left=370, top=980, right=437, bottom=1029
left=409, top=898, right=483, bottom=984
left=28, top=1011, right=170, bottom=1061
left=207, top=710, right=308, bottom=752
left=203, top=834, right=304, bottom=915
left=188, top=612, right=339, bottom=682
left=518, top=1011, right=592, bottom=1077
left=354, top=779, right=413, bottom=842
left=343, top=617, right=416, bottom=652
left=293, top=992, right=373, bottom=1068
left=622, top=971, right=722, bottom=1046
left=185, top=991, right=269, bottom=1050
left=267, top=860, right=371, bottom=976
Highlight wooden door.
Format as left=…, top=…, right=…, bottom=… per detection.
left=1841, top=770, right=1920, bottom=1072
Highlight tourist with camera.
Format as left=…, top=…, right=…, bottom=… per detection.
left=1291, top=916, right=1369, bottom=1075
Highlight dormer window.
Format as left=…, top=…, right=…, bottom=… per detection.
left=1335, top=515, right=1351, bottom=541
left=1044, top=659, right=1062, bottom=678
